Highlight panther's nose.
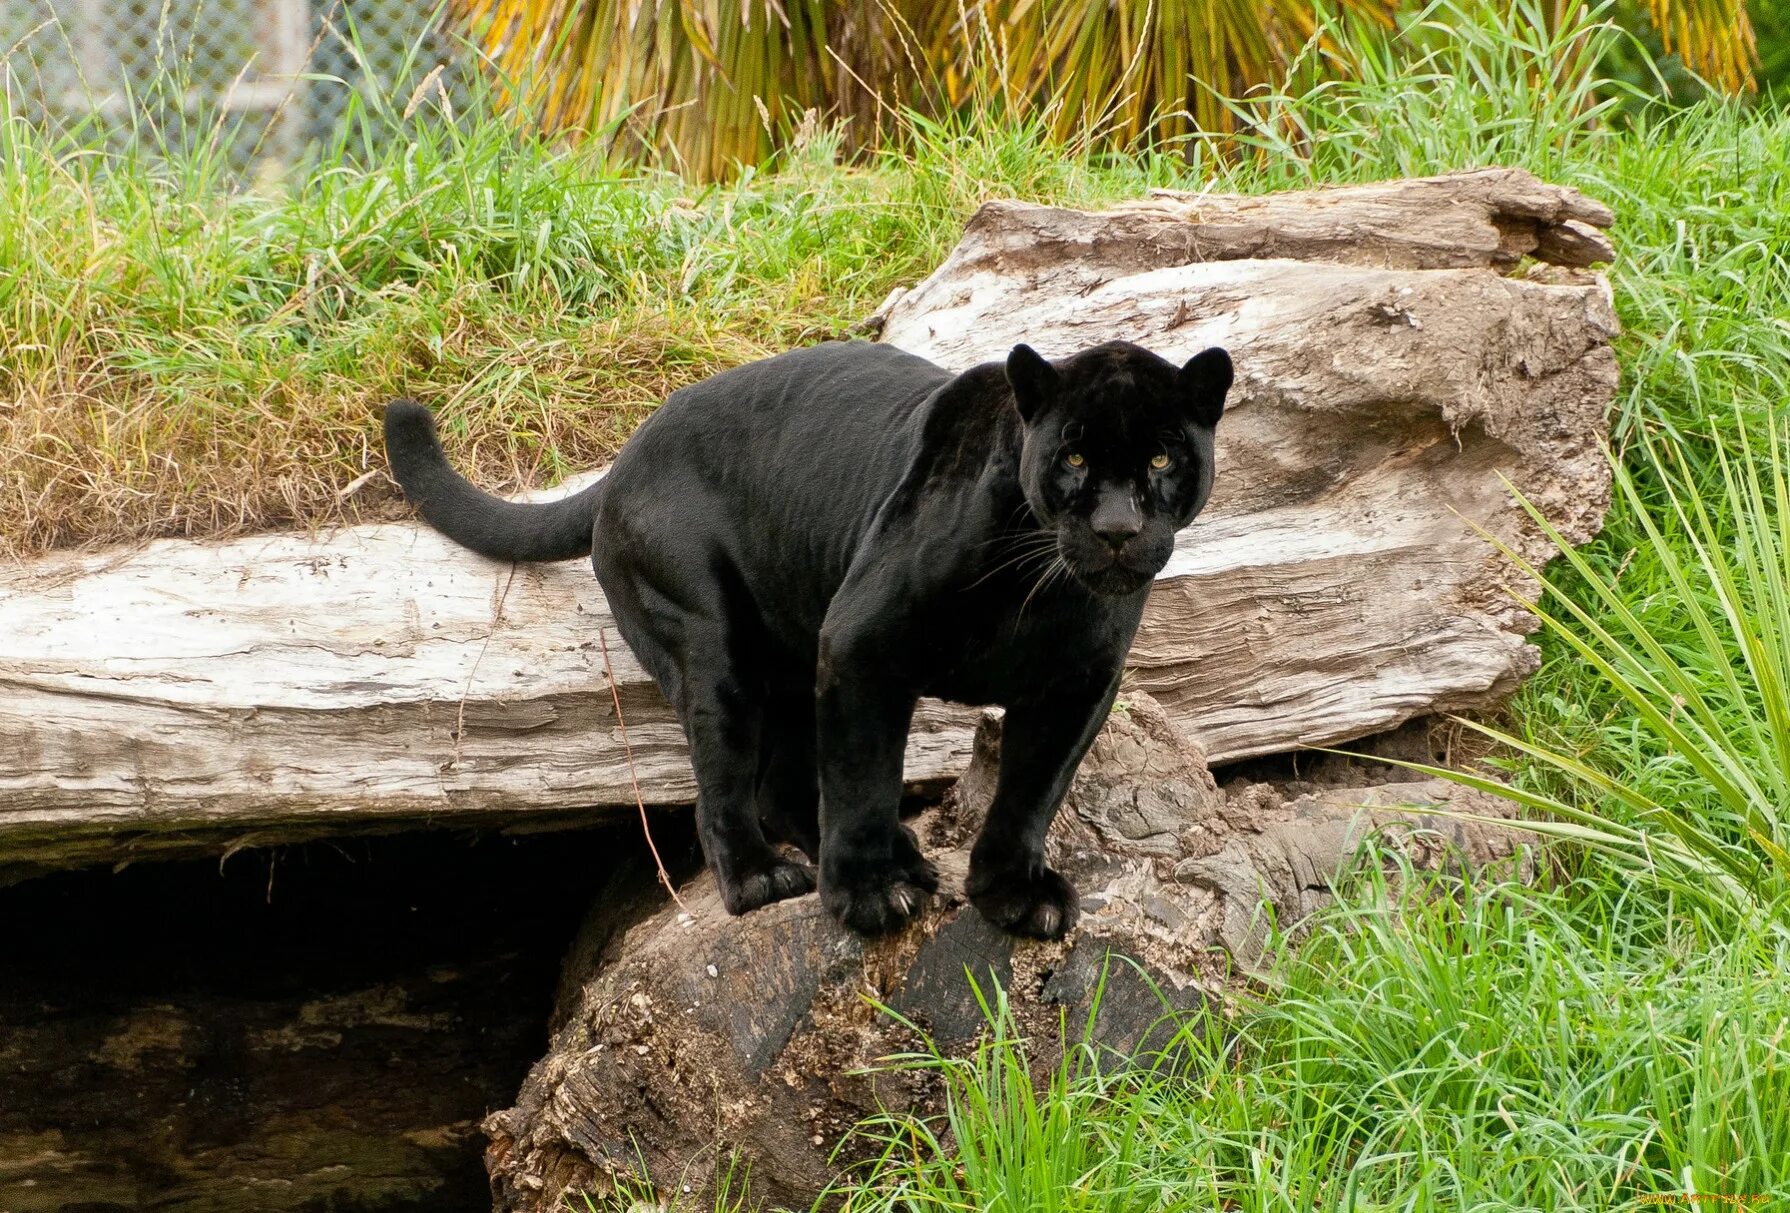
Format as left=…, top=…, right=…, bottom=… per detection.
left=1094, top=519, right=1141, bottom=550
left=1090, top=493, right=1142, bottom=551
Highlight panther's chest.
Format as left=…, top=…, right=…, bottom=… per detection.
left=911, top=584, right=1144, bottom=706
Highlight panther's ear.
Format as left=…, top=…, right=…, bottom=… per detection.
left=1177, top=347, right=1232, bottom=428
left=1005, top=343, right=1059, bottom=422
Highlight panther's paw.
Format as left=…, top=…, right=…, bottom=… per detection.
left=968, top=864, right=1080, bottom=940
left=822, top=873, right=933, bottom=935
left=719, top=858, right=816, bottom=915
left=821, top=845, right=939, bottom=936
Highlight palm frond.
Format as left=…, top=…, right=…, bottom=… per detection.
left=450, top=0, right=1406, bottom=179
left=450, top=2, right=1759, bottom=181
left=1646, top=0, right=1758, bottom=90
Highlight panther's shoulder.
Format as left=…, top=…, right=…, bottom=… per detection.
left=910, top=359, right=1024, bottom=483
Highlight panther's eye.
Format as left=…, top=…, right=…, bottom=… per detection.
left=1150, top=453, right=1172, bottom=470
left=1064, top=451, right=1086, bottom=469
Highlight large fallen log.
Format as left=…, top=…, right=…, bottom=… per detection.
left=0, top=168, right=1616, bottom=876
left=484, top=695, right=1535, bottom=1210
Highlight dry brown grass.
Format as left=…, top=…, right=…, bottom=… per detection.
left=0, top=29, right=1247, bottom=559
left=0, top=42, right=979, bottom=559
left=0, top=316, right=793, bottom=558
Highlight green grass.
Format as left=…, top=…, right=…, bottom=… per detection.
left=1381, top=397, right=1790, bottom=928
left=0, top=23, right=1206, bottom=555
left=0, top=80, right=911, bottom=551
left=828, top=6, right=1790, bottom=1211
left=6, top=2, right=1790, bottom=1210
left=839, top=862, right=1790, bottom=1212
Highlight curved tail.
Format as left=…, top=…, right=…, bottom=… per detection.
left=383, top=399, right=600, bottom=563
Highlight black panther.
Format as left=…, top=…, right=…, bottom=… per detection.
left=384, top=338, right=1231, bottom=938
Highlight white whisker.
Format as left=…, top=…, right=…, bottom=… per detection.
left=1018, top=553, right=1070, bottom=620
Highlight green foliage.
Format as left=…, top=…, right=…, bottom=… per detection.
left=1416, top=17, right=1790, bottom=928
left=1392, top=403, right=1790, bottom=927
left=840, top=977, right=1176, bottom=1213
left=1210, top=0, right=1643, bottom=185
left=1756, top=0, right=1790, bottom=91
left=452, top=0, right=1409, bottom=181
left=0, top=40, right=946, bottom=551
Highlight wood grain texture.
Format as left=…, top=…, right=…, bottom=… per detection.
left=874, top=167, right=1619, bottom=768
left=0, top=169, right=1618, bottom=874
left=0, top=524, right=979, bottom=875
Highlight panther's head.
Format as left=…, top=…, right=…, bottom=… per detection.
left=1009, top=340, right=1232, bottom=597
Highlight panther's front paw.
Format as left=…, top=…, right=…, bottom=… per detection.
left=967, top=864, right=1079, bottom=940
left=821, top=842, right=939, bottom=937
left=718, top=857, right=816, bottom=915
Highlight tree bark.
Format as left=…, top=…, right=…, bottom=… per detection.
left=0, top=168, right=1616, bottom=876
left=862, top=167, right=1615, bottom=302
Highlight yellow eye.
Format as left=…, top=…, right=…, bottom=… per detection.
left=1065, top=451, right=1085, bottom=468
left=1151, top=453, right=1172, bottom=470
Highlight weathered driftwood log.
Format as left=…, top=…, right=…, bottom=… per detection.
left=872, top=167, right=1618, bottom=767
left=0, top=168, right=1615, bottom=876
left=862, top=167, right=1617, bottom=294
left=0, top=519, right=979, bottom=879
left=485, top=695, right=1533, bottom=1210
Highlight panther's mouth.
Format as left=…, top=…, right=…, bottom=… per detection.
left=1061, top=548, right=1158, bottom=596
left=1071, top=565, right=1153, bottom=596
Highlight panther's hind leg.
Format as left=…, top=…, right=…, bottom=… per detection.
left=595, top=561, right=813, bottom=916
left=755, top=685, right=820, bottom=862
left=682, top=639, right=816, bottom=913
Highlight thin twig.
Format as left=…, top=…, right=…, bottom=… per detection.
left=450, top=563, right=516, bottom=771
left=600, top=626, right=688, bottom=913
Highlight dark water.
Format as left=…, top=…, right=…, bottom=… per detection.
left=0, top=821, right=689, bottom=1213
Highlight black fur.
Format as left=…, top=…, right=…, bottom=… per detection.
left=384, top=339, right=1231, bottom=938
left=384, top=400, right=602, bottom=563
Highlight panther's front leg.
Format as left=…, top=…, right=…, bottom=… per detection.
left=967, top=674, right=1120, bottom=939
left=813, top=665, right=938, bottom=936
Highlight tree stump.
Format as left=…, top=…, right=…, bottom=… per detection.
left=484, top=695, right=1532, bottom=1210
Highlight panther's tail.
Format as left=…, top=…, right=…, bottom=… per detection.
left=383, top=399, right=601, bottom=563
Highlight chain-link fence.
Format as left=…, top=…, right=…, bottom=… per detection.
left=2, top=0, right=467, bottom=168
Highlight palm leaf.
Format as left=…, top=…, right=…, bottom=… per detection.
left=1647, top=0, right=1759, bottom=90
